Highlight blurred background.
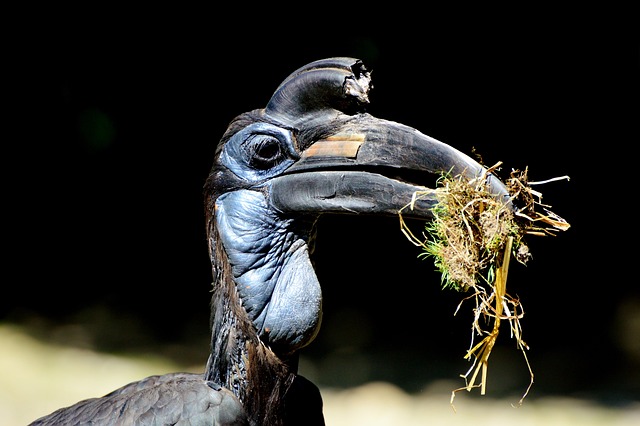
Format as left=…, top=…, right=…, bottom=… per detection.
left=3, top=6, right=638, bottom=425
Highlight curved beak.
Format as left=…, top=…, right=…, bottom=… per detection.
left=268, top=114, right=511, bottom=219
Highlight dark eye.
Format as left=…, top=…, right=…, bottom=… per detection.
left=248, top=136, right=284, bottom=169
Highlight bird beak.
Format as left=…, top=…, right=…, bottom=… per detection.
left=267, top=114, right=511, bottom=219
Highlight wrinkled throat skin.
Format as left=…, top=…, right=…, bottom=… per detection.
left=215, top=189, right=322, bottom=355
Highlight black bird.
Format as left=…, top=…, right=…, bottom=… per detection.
left=30, top=57, right=510, bottom=425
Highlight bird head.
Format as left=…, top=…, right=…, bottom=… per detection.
left=203, top=57, right=510, bottom=421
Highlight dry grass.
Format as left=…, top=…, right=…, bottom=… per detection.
left=399, top=163, right=570, bottom=407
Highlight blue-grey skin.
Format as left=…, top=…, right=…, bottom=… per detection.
left=215, top=190, right=322, bottom=352
left=214, top=121, right=325, bottom=353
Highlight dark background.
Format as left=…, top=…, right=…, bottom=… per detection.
left=5, top=8, right=638, bottom=405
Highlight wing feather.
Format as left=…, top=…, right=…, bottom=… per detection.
left=29, top=372, right=248, bottom=425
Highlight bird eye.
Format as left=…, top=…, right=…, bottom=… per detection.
left=248, top=135, right=284, bottom=170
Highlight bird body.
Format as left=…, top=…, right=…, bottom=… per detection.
left=30, top=373, right=248, bottom=425
left=30, top=57, right=510, bottom=425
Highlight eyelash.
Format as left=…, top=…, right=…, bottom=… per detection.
left=248, top=136, right=283, bottom=169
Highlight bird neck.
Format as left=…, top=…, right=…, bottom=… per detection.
left=205, top=231, right=297, bottom=425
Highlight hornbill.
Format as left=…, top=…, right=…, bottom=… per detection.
left=30, top=57, right=510, bottom=425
